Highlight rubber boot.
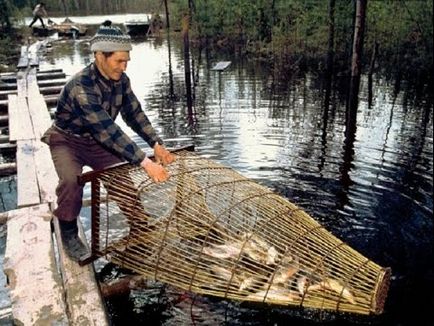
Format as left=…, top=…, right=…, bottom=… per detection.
left=59, top=219, right=89, bottom=262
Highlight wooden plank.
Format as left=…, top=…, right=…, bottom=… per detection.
left=16, top=70, right=27, bottom=95
left=211, top=61, right=232, bottom=71
left=0, top=89, right=17, bottom=100
left=27, top=68, right=40, bottom=96
left=33, top=141, right=57, bottom=204
left=8, top=94, right=34, bottom=141
left=0, top=162, right=16, bottom=176
left=17, top=46, right=28, bottom=70
left=17, top=57, right=28, bottom=69
left=53, top=217, right=109, bottom=325
left=16, top=139, right=40, bottom=207
left=0, top=143, right=16, bottom=153
left=3, top=204, right=68, bottom=325
left=28, top=94, right=52, bottom=138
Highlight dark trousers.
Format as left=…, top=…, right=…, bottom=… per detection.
left=29, top=15, right=45, bottom=28
left=43, top=126, right=125, bottom=222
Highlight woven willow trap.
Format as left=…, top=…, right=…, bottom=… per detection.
left=79, top=148, right=390, bottom=316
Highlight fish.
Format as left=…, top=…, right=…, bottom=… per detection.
left=306, top=278, right=356, bottom=304
left=270, top=255, right=299, bottom=285
left=296, top=275, right=308, bottom=296
left=209, top=264, right=255, bottom=291
left=239, top=276, right=257, bottom=291
left=245, top=285, right=299, bottom=303
left=203, top=233, right=279, bottom=265
left=203, top=242, right=243, bottom=259
left=266, top=246, right=279, bottom=265
left=210, top=265, right=236, bottom=282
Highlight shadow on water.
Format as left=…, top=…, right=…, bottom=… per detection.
left=0, top=22, right=433, bottom=325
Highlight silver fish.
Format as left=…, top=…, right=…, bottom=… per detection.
left=296, top=275, right=308, bottom=296
left=270, top=255, right=299, bottom=285
left=203, top=233, right=278, bottom=265
left=245, top=285, right=299, bottom=303
left=203, top=242, right=243, bottom=259
left=306, top=278, right=356, bottom=304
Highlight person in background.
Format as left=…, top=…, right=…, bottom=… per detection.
left=149, top=12, right=163, bottom=37
left=29, top=2, right=47, bottom=28
left=41, top=20, right=175, bottom=262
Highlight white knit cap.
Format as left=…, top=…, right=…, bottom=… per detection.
left=90, top=20, right=132, bottom=52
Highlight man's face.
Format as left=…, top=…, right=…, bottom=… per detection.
left=96, top=51, right=130, bottom=81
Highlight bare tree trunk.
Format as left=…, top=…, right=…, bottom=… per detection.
left=349, top=0, right=367, bottom=108
left=367, top=41, right=378, bottom=108
left=182, top=15, right=193, bottom=114
left=164, top=0, right=170, bottom=29
left=326, top=0, right=335, bottom=77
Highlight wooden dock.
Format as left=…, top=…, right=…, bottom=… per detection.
left=1, top=41, right=109, bottom=324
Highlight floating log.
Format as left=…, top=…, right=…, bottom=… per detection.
left=0, top=143, right=16, bottom=153
left=38, top=79, right=67, bottom=88
left=0, top=82, right=16, bottom=91
left=0, top=69, right=64, bottom=79
left=39, top=85, right=63, bottom=96
left=211, top=61, right=232, bottom=71
left=0, top=79, right=66, bottom=92
left=0, top=114, right=8, bottom=127
left=0, top=89, right=17, bottom=100
left=0, top=134, right=9, bottom=143
left=0, top=162, right=17, bottom=176
left=0, top=94, right=58, bottom=111
left=0, top=71, right=66, bottom=83
left=0, top=306, right=12, bottom=320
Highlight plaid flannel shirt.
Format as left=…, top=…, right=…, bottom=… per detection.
left=54, top=63, right=162, bottom=165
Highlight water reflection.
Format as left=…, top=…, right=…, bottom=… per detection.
left=8, top=23, right=434, bottom=325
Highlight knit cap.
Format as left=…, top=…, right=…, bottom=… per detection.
left=90, top=20, right=132, bottom=52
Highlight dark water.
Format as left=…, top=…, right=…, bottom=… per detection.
left=1, top=16, right=433, bottom=326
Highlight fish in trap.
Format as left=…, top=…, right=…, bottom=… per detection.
left=78, top=148, right=390, bottom=316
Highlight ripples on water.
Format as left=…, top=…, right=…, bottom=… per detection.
left=1, top=23, right=432, bottom=325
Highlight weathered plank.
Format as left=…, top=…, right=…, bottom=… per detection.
left=3, top=204, right=68, bottom=325
left=27, top=68, right=40, bottom=96
left=33, top=141, right=57, bottom=204
left=0, top=162, right=16, bottom=176
left=16, top=139, right=40, bottom=207
left=0, top=89, right=17, bottom=100
left=16, top=71, right=27, bottom=96
left=211, top=61, right=232, bottom=71
left=53, top=217, right=109, bottom=325
left=8, top=94, right=34, bottom=142
left=27, top=94, right=52, bottom=139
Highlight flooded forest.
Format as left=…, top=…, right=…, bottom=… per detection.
left=0, top=0, right=433, bottom=326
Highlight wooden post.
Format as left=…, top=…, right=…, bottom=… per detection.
left=349, top=0, right=367, bottom=108
left=182, top=14, right=194, bottom=114
left=164, top=0, right=170, bottom=30
left=326, top=0, right=336, bottom=77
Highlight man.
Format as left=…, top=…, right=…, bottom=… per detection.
left=41, top=20, right=175, bottom=261
left=29, top=2, right=47, bottom=28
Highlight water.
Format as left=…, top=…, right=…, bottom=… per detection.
left=1, top=15, right=433, bottom=325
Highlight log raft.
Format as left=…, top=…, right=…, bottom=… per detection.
left=1, top=41, right=109, bottom=324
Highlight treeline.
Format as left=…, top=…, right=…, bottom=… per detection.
left=169, top=0, right=433, bottom=80
left=5, top=0, right=161, bottom=16
left=1, top=0, right=433, bottom=80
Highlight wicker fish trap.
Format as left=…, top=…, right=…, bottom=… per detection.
left=79, top=148, right=390, bottom=315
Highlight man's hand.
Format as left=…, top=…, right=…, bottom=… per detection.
left=154, top=143, right=175, bottom=166
left=140, top=157, right=169, bottom=183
